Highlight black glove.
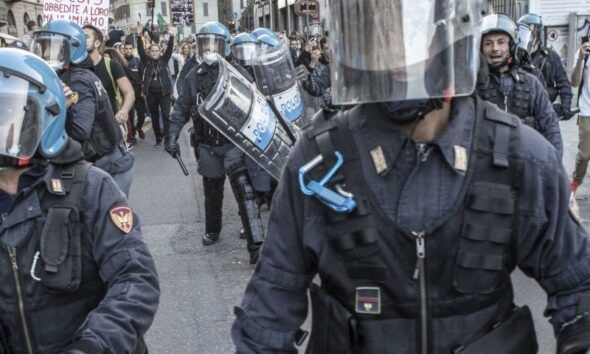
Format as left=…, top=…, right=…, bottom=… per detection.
left=164, top=134, right=179, bottom=157
left=560, top=107, right=580, bottom=121
left=553, top=103, right=565, bottom=118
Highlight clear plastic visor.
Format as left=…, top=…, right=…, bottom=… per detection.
left=31, top=32, right=71, bottom=71
left=518, top=24, right=537, bottom=54
left=0, top=75, right=41, bottom=159
left=329, top=0, right=483, bottom=104
left=254, top=44, right=297, bottom=96
left=232, top=42, right=258, bottom=66
left=197, top=35, right=226, bottom=57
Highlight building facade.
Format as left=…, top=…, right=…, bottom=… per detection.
left=0, top=0, right=43, bottom=39
left=110, top=0, right=217, bottom=36
left=249, top=0, right=327, bottom=37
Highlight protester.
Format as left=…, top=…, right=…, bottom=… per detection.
left=137, top=26, right=175, bottom=147
left=570, top=38, right=590, bottom=194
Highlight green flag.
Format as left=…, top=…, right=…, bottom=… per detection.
left=157, top=13, right=168, bottom=32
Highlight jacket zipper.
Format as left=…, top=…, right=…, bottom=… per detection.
left=503, top=93, right=509, bottom=112
left=7, top=246, right=34, bottom=354
left=412, top=231, right=427, bottom=354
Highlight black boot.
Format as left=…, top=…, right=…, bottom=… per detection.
left=202, top=176, right=225, bottom=246
left=202, top=232, right=220, bottom=245
left=229, top=169, right=265, bottom=264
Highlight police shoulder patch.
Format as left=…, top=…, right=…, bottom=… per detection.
left=109, top=205, right=133, bottom=234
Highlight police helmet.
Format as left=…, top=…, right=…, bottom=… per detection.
left=31, top=19, right=88, bottom=70
left=196, top=21, right=231, bottom=59
left=0, top=48, right=68, bottom=167
left=231, top=33, right=258, bottom=67
left=257, top=34, right=281, bottom=48
left=251, top=28, right=277, bottom=40
left=518, top=13, right=543, bottom=43
left=329, top=0, right=485, bottom=106
left=481, top=13, right=519, bottom=67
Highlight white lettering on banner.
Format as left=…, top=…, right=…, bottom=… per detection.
left=43, top=0, right=110, bottom=32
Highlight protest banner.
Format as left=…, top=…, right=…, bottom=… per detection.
left=43, top=0, right=110, bottom=32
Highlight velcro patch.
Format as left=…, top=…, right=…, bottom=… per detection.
left=355, top=287, right=381, bottom=315
left=109, top=205, right=133, bottom=234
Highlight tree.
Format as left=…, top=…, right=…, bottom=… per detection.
left=218, top=0, right=232, bottom=25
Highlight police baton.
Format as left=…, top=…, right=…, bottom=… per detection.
left=560, top=108, right=580, bottom=121
left=172, top=152, right=189, bottom=176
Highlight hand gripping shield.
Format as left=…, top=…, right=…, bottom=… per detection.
left=253, top=44, right=309, bottom=135
left=198, top=55, right=293, bottom=180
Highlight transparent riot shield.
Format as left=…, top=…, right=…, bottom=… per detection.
left=253, top=44, right=309, bottom=134
left=198, top=55, right=293, bottom=180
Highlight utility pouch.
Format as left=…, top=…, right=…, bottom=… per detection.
left=307, top=283, right=357, bottom=354
left=455, top=305, right=538, bottom=354
left=37, top=207, right=82, bottom=292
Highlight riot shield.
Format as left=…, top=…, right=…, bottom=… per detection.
left=198, top=55, right=293, bottom=180
left=253, top=44, right=309, bottom=134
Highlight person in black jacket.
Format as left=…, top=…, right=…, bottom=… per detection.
left=123, top=41, right=149, bottom=141
left=137, top=28, right=174, bottom=147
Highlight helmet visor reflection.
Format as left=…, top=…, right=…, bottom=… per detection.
left=197, top=35, right=226, bottom=57
left=232, top=42, right=258, bottom=66
left=31, top=32, right=71, bottom=71
left=0, top=75, right=41, bottom=159
left=329, top=0, right=484, bottom=104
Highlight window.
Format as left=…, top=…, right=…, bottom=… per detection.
left=7, top=10, right=17, bottom=36
left=161, top=2, right=167, bottom=16
left=23, top=13, right=29, bottom=26
left=203, top=2, right=209, bottom=17
left=240, top=0, right=244, bottom=8
left=37, top=15, right=43, bottom=27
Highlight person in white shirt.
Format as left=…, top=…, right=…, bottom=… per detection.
left=571, top=39, right=590, bottom=194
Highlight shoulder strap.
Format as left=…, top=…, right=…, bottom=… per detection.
left=104, top=57, right=122, bottom=109
left=38, top=161, right=90, bottom=275
left=481, top=98, right=517, bottom=169
left=40, top=161, right=91, bottom=212
left=303, top=107, right=381, bottom=267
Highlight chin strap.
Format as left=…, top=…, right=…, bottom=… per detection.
left=0, top=156, right=34, bottom=169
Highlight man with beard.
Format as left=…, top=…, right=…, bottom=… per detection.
left=478, top=13, right=563, bottom=157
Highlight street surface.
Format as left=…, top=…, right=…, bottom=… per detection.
left=132, top=118, right=590, bottom=353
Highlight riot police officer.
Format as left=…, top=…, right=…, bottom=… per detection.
left=0, top=49, right=159, bottom=354
left=516, top=21, right=546, bottom=84
left=519, top=13, right=574, bottom=118
left=478, top=13, right=563, bottom=157
left=231, top=33, right=258, bottom=77
left=31, top=20, right=135, bottom=196
left=165, top=22, right=264, bottom=264
left=232, top=1, right=590, bottom=352
left=231, top=33, right=276, bottom=208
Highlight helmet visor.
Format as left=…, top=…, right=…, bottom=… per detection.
left=197, top=35, right=226, bottom=57
left=0, top=75, right=41, bottom=159
left=329, top=0, right=484, bottom=104
left=31, top=32, right=71, bottom=70
left=518, top=24, right=537, bottom=57
left=232, top=42, right=258, bottom=66
left=254, top=44, right=297, bottom=96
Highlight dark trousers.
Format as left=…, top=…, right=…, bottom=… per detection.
left=128, top=90, right=149, bottom=141
left=147, top=90, right=171, bottom=142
